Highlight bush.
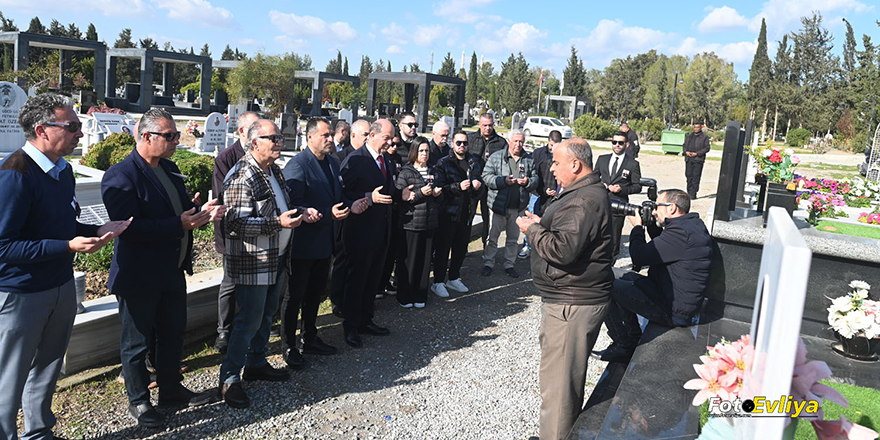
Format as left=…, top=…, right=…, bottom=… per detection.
left=786, top=128, right=811, bottom=148
left=82, top=133, right=135, bottom=170
left=711, top=130, right=726, bottom=143
left=572, top=115, right=616, bottom=140
left=848, top=131, right=869, bottom=154
left=630, top=118, right=664, bottom=142
left=74, top=238, right=114, bottom=272
left=174, top=154, right=214, bottom=198
left=502, top=116, right=512, bottom=129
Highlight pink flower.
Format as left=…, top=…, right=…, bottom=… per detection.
left=791, top=155, right=801, bottom=164
left=683, top=361, right=737, bottom=406
left=812, top=415, right=879, bottom=440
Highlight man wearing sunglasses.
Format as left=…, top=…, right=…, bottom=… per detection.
left=397, top=112, right=419, bottom=158
left=102, top=108, right=226, bottom=427
left=596, top=131, right=642, bottom=260
left=0, top=93, right=130, bottom=440
left=593, top=189, right=713, bottom=363
left=682, top=123, right=711, bottom=199
left=468, top=113, right=508, bottom=246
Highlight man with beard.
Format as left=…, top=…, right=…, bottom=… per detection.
left=467, top=113, right=508, bottom=245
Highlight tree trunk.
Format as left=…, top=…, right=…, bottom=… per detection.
left=772, top=106, right=779, bottom=142
left=761, top=108, right=769, bottom=143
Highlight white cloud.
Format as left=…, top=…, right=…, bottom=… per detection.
left=146, top=34, right=194, bottom=50
left=381, top=23, right=409, bottom=44
left=749, top=0, right=871, bottom=34
left=274, top=35, right=309, bottom=52
left=476, top=22, right=550, bottom=57
left=567, top=19, right=672, bottom=68
left=413, top=24, right=445, bottom=47
left=0, top=0, right=150, bottom=17
left=238, top=38, right=261, bottom=46
left=155, top=0, right=235, bottom=29
left=675, top=37, right=758, bottom=64
left=268, top=10, right=358, bottom=44
left=432, top=0, right=500, bottom=24
left=698, top=6, right=749, bottom=33
left=386, top=45, right=405, bottom=55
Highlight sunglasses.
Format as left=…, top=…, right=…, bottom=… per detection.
left=149, top=131, right=181, bottom=141
left=454, top=140, right=469, bottom=146
left=259, top=134, right=286, bottom=143
left=404, top=122, right=419, bottom=128
left=44, top=121, right=83, bottom=133
left=656, top=202, right=672, bottom=207
left=610, top=140, right=626, bottom=145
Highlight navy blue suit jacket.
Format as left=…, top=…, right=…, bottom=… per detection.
left=283, top=148, right=349, bottom=260
left=102, top=149, right=195, bottom=296
left=340, top=145, right=398, bottom=251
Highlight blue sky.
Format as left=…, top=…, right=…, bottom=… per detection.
left=1, top=0, right=877, bottom=82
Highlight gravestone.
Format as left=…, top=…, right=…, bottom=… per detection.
left=339, top=109, right=353, bottom=125
left=279, top=113, right=298, bottom=151
left=462, top=103, right=470, bottom=126
left=91, top=112, right=137, bottom=135
left=511, top=112, right=524, bottom=131
left=185, top=90, right=195, bottom=103
left=123, top=83, right=140, bottom=103
left=441, top=116, right=455, bottom=132
left=76, top=90, right=97, bottom=114
left=735, top=207, right=813, bottom=439
left=202, top=112, right=227, bottom=153
left=0, top=82, right=27, bottom=153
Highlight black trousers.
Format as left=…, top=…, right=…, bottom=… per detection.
left=397, top=229, right=434, bottom=305
left=217, top=258, right=236, bottom=335
left=685, top=158, right=705, bottom=198
left=611, top=214, right=625, bottom=260
left=117, top=271, right=186, bottom=406
left=282, top=257, right=332, bottom=352
left=433, top=214, right=471, bottom=284
left=604, top=272, right=679, bottom=349
left=343, top=245, right=387, bottom=331
left=330, top=244, right=346, bottom=308
left=473, top=194, right=490, bottom=245
left=379, top=211, right=403, bottom=292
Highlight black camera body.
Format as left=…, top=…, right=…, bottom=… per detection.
left=610, top=199, right=657, bottom=226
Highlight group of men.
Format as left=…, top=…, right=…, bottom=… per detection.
left=0, top=93, right=715, bottom=440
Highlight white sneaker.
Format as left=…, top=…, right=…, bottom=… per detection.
left=431, top=283, right=450, bottom=298
left=414, top=302, right=425, bottom=308
left=445, top=278, right=468, bottom=293
left=399, top=302, right=413, bottom=308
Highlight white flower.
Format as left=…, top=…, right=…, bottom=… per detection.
left=784, top=148, right=793, bottom=156
left=762, top=149, right=772, bottom=157
left=849, top=280, right=871, bottom=290
left=829, top=296, right=853, bottom=314
left=853, top=289, right=869, bottom=300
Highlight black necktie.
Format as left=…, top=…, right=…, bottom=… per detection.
left=611, top=156, right=619, bottom=176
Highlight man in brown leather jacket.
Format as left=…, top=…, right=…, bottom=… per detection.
left=517, top=137, right=614, bottom=440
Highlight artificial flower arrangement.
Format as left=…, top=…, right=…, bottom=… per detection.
left=827, top=281, right=880, bottom=340
left=185, top=120, right=203, bottom=138
left=806, top=193, right=847, bottom=226
left=684, top=334, right=878, bottom=439
left=749, top=141, right=801, bottom=184
left=858, top=212, right=880, bottom=225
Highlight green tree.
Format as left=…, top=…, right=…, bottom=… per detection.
left=0, top=13, right=18, bottom=73
left=199, top=44, right=211, bottom=58
left=562, top=46, right=585, bottom=96
left=748, top=19, right=773, bottom=137
left=326, top=50, right=342, bottom=74
left=498, top=52, right=530, bottom=113
left=113, top=29, right=139, bottom=85
left=48, top=19, right=65, bottom=36
left=85, top=23, right=98, bottom=41
left=343, top=57, right=349, bottom=76
left=681, top=52, right=738, bottom=127
left=438, top=52, right=456, bottom=77
left=842, top=18, right=857, bottom=86
left=489, top=80, right=497, bottom=110
left=770, top=35, right=796, bottom=140
left=477, top=61, right=495, bottom=102
left=358, top=55, right=372, bottom=86
left=789, top=13, right=837, bottom=133
left=227, top=52, right=312, bottom=118
left=466, top=52, right=478, bottom=107
left=27, top=17, right=45, bottom=34
left=66, top=23, right=81, bottom=40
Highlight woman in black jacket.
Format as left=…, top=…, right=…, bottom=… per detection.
left=395, top=137, right=441, bottom=308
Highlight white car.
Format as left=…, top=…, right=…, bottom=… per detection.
left=522, top=116, right=574, bottom=139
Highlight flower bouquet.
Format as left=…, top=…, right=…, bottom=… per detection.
left=749, top=142, right=801, bottom=185
left=185, top=120, right=203, bottom=138
left=684, top=334, right=878, bottom=439
left=827, top=281, right=879, bottom=340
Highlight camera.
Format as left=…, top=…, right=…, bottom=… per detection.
left=610, top=199, right=657, bottom=226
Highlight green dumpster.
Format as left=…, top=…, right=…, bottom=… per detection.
left=661, top=130, right=686, bottom=155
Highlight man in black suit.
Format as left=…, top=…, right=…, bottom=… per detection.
left=212, top=111, right=259, bottom=353
left=620, top=123, right=640, bottom=158
left=683, top=123, right=711, bottom=199
left=595, top=131, right=642, bottom=260
left=397, top=112, right=419, bottom=158
left=282, top=119, right=368, bottom=367
left=428, top=120, right=451, bottom=168
left=332, top=120, right=350, bottom=154
left=334, top=119, right=368, bottom=165
left=467, top=113, right=508, bottom=245
left=339, top=119, right=413, bottom=347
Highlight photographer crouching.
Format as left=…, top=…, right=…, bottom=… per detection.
left=592, top=189, right=713, bottom=364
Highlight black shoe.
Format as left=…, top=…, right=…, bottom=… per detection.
left=128, top=402, right=164, bottom=428
left=220, top=382, right=250, bottom=409
left=344, top=330, right=363, bottom=348
left=269, top=327, right=281, bottom=338
left=285, top=348, right=306, bottom=370
left=158, top=384, right=215, bottom=407
left=214, top=333, right=229, bottom=353
left=480, top=266, right=492, bottom=277
left=242, top=363, right=290, bottom=382
left=592, top=344, right=635, bottom=363
left=302, top=337, right=338, bottom=355
left=505, top=268, right=519, bottom=278
left=358, top=323, right=390, bottom=336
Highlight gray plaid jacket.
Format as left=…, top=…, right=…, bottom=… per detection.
left=222, top=152, right=293, bottom=285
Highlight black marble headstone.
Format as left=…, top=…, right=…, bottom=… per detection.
left=713, top=120, right=743, bottom=222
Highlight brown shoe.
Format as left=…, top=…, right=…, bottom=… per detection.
left=219, top=382, right=249, bottom=408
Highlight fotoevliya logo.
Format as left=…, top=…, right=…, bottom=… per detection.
left=708, top=396, right=820, bottom=419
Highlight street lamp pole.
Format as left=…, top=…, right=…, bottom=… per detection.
left=667, top=72, right=682, bottom=130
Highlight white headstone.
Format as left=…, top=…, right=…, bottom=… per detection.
left=227, top=104, right=246, bottom=135
left=339, top=109, right=353, bottom=125
left=0, top=82, right=27, bottom=153
left=91, top=112, right=137, bottom=135
left=441, top=116, right=455, bottom=132
left=735, top=207, right=813, bottom=440
left=202, top=112, right=227, bottom=153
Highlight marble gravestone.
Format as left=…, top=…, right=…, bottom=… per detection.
left=0, top=82, right=28, bottom=153
left=226, top=104, right=246, bottom=147
left=736, top=207, right=813, bottom=440
left=441, top=115, right=455, bottom=132
left=202, top=112, right=227, bottom=153
left=338, top=109, right=353, bottom=125
left=279, top=113, right=298, bottom=151
left=91, top=113, right=137, bottom=135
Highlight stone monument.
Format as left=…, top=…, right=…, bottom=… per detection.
left=339, top=108, right=353, bottom=125
left=0, top=82, right=27, bottom=153
left=280, top=113, right=298, bottom=151
left=202, top=112, right=227, bottom=153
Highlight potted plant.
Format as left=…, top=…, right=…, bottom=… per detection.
left=827, top=280, right=880, bottom=361
left=186, top=120, right=204, bottom=150
left=749, top=142, right=801, bottom=224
